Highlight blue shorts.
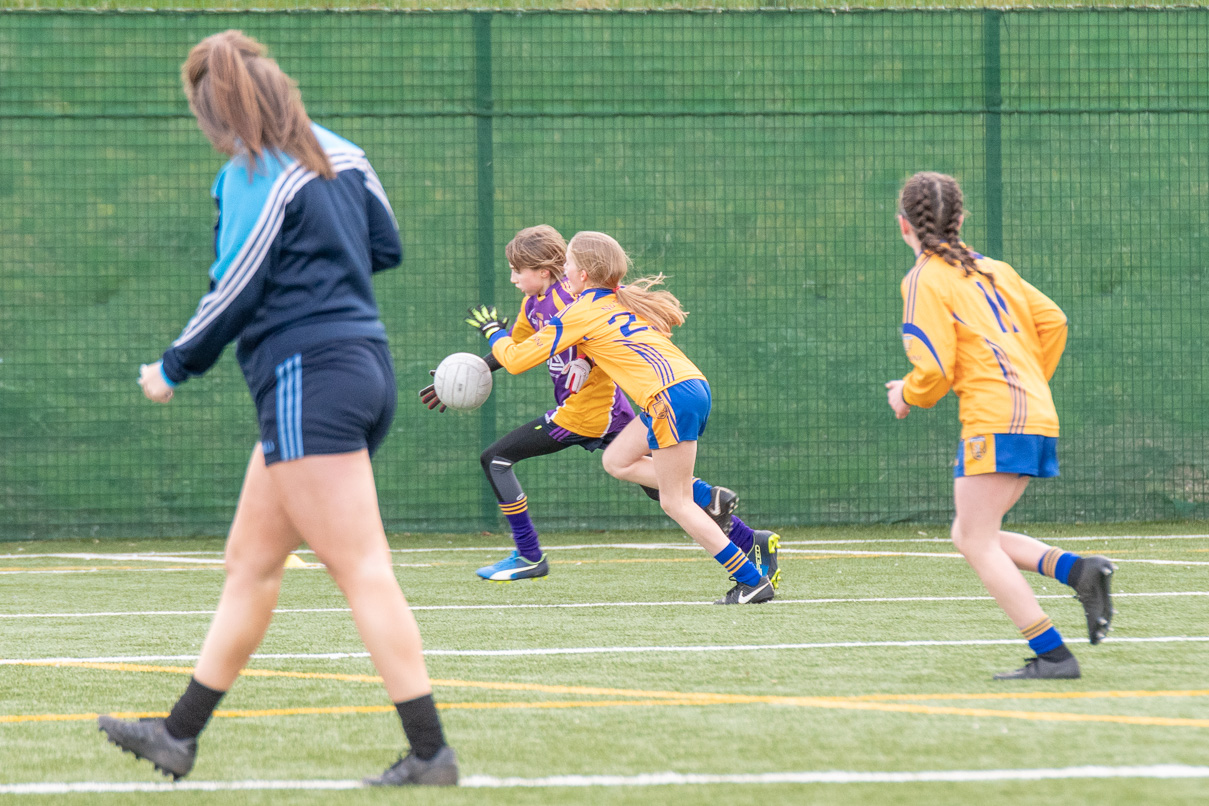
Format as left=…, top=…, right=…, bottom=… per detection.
left=954, top=434, right=1059, bottom=478
left=639, top=379, right=712, bottom=450
left=250, top=339, right=397, bottom=466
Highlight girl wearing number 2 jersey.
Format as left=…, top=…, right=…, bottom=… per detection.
left=472, top=231, right=774, bottom=605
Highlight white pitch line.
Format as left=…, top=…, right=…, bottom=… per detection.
left=5, top=635, right=1207, bottom=665
left=3, top=532, right=1204, bottom=563
left=2, top=765, right=1208, bottom=794
left=2, top=590, right=1207, bottom=620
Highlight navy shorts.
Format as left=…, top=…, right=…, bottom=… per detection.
left=251, top=339, right=397, bottom=466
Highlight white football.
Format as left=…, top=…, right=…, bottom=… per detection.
left=433, top=352, right=493, bottom=411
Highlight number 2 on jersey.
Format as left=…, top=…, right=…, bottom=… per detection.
left=609, top=312, right=649, bottom=337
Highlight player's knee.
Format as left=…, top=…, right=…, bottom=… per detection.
left=601, top=448, right=635, bottom=481
left=224, top=551, right=285, bottom=586
left=325, top=553, right=392, bottom=593
left=950, top=522, right=966, bottom=551
left=657, top=493, right=689, bottom=518
left=479, top=449, right=497, bottom=473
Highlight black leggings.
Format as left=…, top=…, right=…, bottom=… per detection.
left=479, top=416, right=661, bottom=504
left=479, top=417, right=573, bottom=503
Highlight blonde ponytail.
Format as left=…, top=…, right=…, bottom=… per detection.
left=568, top=232, right=688, bottom=336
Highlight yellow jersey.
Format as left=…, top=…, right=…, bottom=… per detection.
left=900, top=249, right=1068, bottom=438
left=491, top=288, right=706, bottom=412
left=507, top=280, right=631, bottom=438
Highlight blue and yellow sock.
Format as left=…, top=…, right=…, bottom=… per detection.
left=714, top=542, right=761, bottom=586
left=1021, top=616, right=1067, bottom=657
left=500, top=496, right=542, bottom=562
left=692, top=478, right=712, bottom=509
left=1037, top=547, right=1081, bottom=586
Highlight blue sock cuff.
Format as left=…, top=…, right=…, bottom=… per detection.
left=713, top=542, right=760, bottom=586
left=1038, top=548, right=1080, bottom=585
left=1027, top=626, right=1065, bottom=656
left=692, top=479, right=712, bottom=509
left=1054, top=553, right=1078, bottom=586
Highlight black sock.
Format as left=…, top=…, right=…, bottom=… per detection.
left=395, top=693, right=446, bottom=761
left=1040, top=644, right=1074, bottom=662
left=1066, top=557, right=1087, bottom=589
left=164, top=677, right=226, bottom=740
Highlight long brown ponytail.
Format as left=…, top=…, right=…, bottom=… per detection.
left=898, top=172, right=979, bottom=276
left=182, top=30, right=334, bottom=180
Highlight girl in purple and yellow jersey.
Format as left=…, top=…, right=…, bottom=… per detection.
left=468, top=231, right=774, bottom=604
left=885, top=171, right=1115, bottom=680
left=435, top=226, right=776, bottom=585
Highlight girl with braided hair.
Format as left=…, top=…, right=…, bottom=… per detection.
left=885, top=172, right=1115, bottom=680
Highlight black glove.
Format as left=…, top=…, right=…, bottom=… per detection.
left=418, top=369, right=447, bottom=413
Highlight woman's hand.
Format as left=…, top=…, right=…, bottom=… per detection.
left=139, top=361, right=175, bottom=404
left=885, top=380, right=909, bottom=419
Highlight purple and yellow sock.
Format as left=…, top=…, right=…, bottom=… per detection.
left=729, top=517, right=755, bottom=555
left=714, top=542, right=761, bottom=586
left=500, top=496, right=542, bottom=562
left=1021, top=616, right=1065, bottom=655
left=1038, top=547, right=1081, bottom=586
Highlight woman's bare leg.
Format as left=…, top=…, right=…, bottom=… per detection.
left=268, top=449, right=431, bottom=702
left=649, top=440, right=731, bottom=555
left=951, top=473, right=1047, bottom=630
left=192, top=445, right=300, bottom=690
left=600, top=418, right=660, bottom=488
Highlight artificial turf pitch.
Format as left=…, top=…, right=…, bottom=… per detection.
left=2, top=524, right=1207, bottom=804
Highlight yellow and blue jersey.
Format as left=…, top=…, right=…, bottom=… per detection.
left=491, top=288, right=706, bottom=412
left=508, top=279, right=632, bottom=438
left=900, top=249, right=1067, bottom=439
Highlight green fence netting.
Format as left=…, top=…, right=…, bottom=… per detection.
left=2, top=9, right=1207, bottom=539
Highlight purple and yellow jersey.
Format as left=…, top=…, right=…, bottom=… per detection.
left=900, top=248, right=1068, bottom=439
left=492, top=287, right=706, bottom=413
left=508, top=279, right=633, bottom=438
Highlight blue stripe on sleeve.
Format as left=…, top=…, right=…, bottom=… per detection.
left=549, top=318, right=565, bottom=360
left=901, top=323, right=946, bottom=379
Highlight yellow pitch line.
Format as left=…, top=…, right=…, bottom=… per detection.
left=0, top=566, right=219, bottom=573
left=14, top=661, right=1209, bottom=729
left=845, top=690, right=1209, bottom=703
left=13, top=662, right=730, bottom=699
left=19, top=661, right=1209, bottom=704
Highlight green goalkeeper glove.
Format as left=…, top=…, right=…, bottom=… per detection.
left=465, top=304, right=510, bottom=340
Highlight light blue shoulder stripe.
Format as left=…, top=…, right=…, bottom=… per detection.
left=209, top=154, right=296, bottom=283
left=311, top=123, right=362, bottom=156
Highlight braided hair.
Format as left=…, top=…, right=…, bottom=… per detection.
left=897, top=172, right=981, bottom=277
